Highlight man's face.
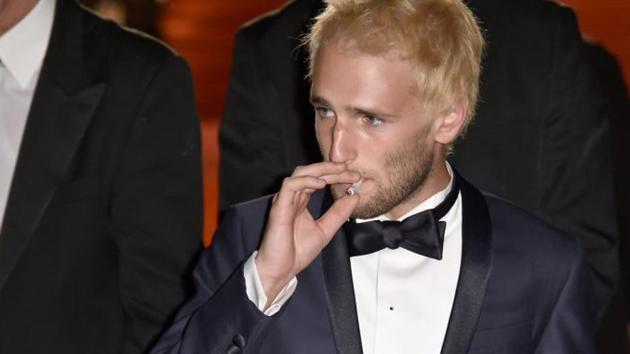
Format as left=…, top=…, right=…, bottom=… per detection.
left=312, top=44, right=438, bottom=219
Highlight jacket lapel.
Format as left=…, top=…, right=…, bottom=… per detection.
left=0, top=0, right=105, bottom=291
left=311, top=191, right=363, bottom=354
left=441, top=174, right=493, bottom=354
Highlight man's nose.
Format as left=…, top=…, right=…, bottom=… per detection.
left=329, top=120, right=356, bottom=163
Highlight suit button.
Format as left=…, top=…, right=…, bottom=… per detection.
left=233, top=334, right=246, bottom=347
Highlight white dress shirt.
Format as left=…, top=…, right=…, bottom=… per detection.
left=244, top=164, right=463, bottom=354
left=0, top=0, right=55, bottom=231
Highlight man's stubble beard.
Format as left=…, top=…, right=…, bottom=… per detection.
left=330, top=126, right=434, bottom=219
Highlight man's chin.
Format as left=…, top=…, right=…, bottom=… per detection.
left=329, top=190, right=371, bottom=219
left=351, top=202, right=387, bottom=219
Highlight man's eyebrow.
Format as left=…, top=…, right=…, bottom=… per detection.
left=310, top=95, right=330, bottom=106
left=350, top=107, right=397, bottom=119
left=310, top=95, right=397, bottom=119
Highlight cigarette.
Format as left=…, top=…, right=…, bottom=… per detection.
left=346, top=180, right=363, bottom=196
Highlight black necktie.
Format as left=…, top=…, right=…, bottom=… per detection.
left=344, top=176, right=459, bottom=260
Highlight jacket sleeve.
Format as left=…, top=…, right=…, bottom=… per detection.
left=149, top=206, right=279, bottom=354
left=535, top=246, right=597, bottom=353
left=218, top=28, right=288, bottom=210
left=111, top=54, right=204, bottom=354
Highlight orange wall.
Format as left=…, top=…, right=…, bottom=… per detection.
left=159, top=1, right=287, bottom=244
left=159, top=0, right=630, bottom=245
left=563, top=0, right=630, bottom=88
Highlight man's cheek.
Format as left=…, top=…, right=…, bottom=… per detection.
left=316, top=136, right=331, bottom=161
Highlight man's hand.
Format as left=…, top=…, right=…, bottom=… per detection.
left=255, top=162, right=360, bottom=307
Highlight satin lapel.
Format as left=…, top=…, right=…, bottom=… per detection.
left=0, top=78, right=105, bottom=291
left=0, top=0, right=105, bottom=291
left=441, top=174, right=493, bottom=354
left=311, top=191, right=363, bottom=354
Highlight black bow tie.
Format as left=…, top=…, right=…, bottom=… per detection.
left=344, top=177, right=459, bottom=260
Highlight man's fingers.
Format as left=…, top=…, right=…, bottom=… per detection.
left=318, top=171, right=361, bottom=185
left=272, top=176, right=327, bottom=216
left=280, top=175, right=327, bottom=194
left=291, top=162, right=348, bottom=178
left=317, top=194, right=360, bottom=239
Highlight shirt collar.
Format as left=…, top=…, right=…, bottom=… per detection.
left=357, top=162, right=455, bottom=223
left=0, top=0, right=56, bottom=88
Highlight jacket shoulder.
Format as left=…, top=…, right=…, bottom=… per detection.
left=237, top=0, right=322, bottom=48
left=484, top=193, right=582, bottom=262
left=228, top=194, right=275, bottom=222
left=219, top=189, right=327, bottom=245
left=79, top=5, right=182, bottom=73
left=217, top=194, right=275, bottom=247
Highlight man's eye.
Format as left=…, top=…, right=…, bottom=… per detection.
left=315, top=107, right=334, bottom=118
left=364, top=115, right=383, bottom=126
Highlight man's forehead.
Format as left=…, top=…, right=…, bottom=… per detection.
left=310, top=57, right=426, bottom=124
left=315, top=41, right=410, bottom=67
left=311, top=45, right=420, bottom=100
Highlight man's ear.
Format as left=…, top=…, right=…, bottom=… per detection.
left=433, top=101, right=468, bottom=145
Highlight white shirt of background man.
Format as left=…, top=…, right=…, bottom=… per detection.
left=0, top=0, right=55, bottom=231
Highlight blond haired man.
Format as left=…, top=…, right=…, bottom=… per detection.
left=153, top=1, right=595, bottom=353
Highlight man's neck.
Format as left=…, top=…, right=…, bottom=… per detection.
left=0, top=0, right=38, bottom=37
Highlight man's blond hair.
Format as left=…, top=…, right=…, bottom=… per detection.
left=305, top=0, right=484, bottom=131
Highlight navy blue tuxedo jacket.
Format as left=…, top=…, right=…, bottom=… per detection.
left=152, top=176, right=595, bottom=354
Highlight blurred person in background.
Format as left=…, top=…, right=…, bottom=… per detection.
left=0, top=0, right=203, bottom=353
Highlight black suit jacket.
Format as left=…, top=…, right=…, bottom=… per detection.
left=0, top=2, right=203, bottom=353
left=218, top=0, right=618, bottom=319
left=152, top=175, right=596, bottom=354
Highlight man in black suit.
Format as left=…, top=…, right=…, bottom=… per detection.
left=219, top=0, right=618, bottom=322
left=154, top=1, right=595, bottom=352
left=0, top=0, right=202, bottom=353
